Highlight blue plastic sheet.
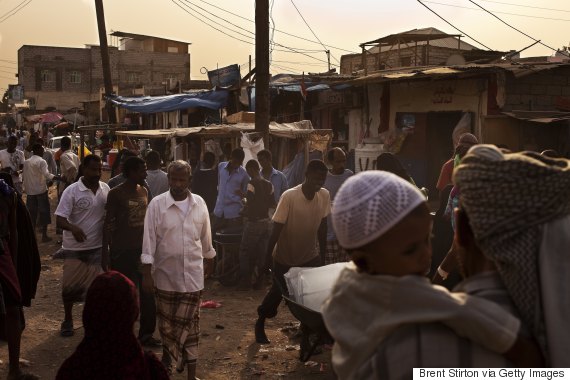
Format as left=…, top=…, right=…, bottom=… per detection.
left=108, top=90, right=229, bottom=113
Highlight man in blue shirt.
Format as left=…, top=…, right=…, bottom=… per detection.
left=257, top=149, right=288, bottom=204
left=213, top=148, right=249, bottom=231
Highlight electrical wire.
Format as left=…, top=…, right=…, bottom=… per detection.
left=175, top=0, right=336, bottom=63
left=272, top=60, right=328, bottom=66
left=289, top=0, right=339, bottom=64
left=416, top=0, right=493, bottom=50
left=270, top=63, right=302, bottom=74
left=468, top=0, right=570, bottom=58
left=0, top=0, right=32, bottom=23
left=424, top=1, right=570, bottom=22
left=171, top=0, right=255, bottom=45
left=177, top=0, right=256, bottom=41
left=0, top=60, right=16, bottom=65
left=0, top=69, right=16, bottom=75
left=193, top=0, right=358, bottom=53
left=479, top=0, right=570, bottom=13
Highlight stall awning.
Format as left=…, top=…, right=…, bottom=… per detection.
left=115, top=120, right=332, bottom=139
left=503, top=110, right=570, bottom=124
left=108, top=89, right=229, bottom=113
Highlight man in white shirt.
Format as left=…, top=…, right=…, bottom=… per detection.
left=142, top=160, right=215, bottom=379
left=55, top=154, right=109, bottom=337
left=0, top=135, right=25, bottom=193
left=23, top=143, right=59, bottom=242
left=37, top=138, right=57, bottom=175
left=144, top=150, right=169, bottom=196
left=58, top=136, right=80, bottom=195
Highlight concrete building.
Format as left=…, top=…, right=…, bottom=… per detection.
left=341, top=62, right=570, bottom=194
left=17, top=31, right=191, bottom=119
left=340, top=27, right=503, bottom=75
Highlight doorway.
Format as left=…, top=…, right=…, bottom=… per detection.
left=426, top=111, right=469, bottom=197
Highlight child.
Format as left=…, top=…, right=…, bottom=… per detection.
left=322, top=171, right=540, bottom=380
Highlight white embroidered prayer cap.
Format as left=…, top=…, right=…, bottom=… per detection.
left=332, top=171, right=426, bottom=249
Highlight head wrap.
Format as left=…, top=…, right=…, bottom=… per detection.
left=457, top=133, right=478, bottom=147
left=332, top=171, right=426, bottom=249
left=56, top=271, right=169, bottom=380
left=454, top=144, right=570, bottom=355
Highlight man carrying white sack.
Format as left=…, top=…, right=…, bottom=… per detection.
left=322, top=170, right=543, bottom=380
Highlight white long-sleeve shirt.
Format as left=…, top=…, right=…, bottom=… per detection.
left=141, top=191, right=216, bottom=293
left=23, top=155, right=54, bottom=195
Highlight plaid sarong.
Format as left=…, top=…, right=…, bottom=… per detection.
left=325, top=239, right=350, bottom=265
left=62, top=248, right=102, bottom=304
left=155, top=288, right=202, bottom=372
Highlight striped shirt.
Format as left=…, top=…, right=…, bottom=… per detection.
left=356, top=272, right=516, bottom=379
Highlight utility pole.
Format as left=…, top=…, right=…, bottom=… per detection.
left=255, top=0, right=270, bottom=143
left=94, top=0, right=117, bottom=124
left=326, top=50, right=331, bottom=72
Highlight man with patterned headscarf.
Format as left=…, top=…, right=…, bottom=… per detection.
left=322, top=171, right=542, bottom=379
left=454, top=144, right=570, bottom=366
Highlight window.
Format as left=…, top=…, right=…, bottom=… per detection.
left=127, top=72, right=141, bottom=83
left=167, top=46, right=179, bottom=53
left=69, top=71, right=82, bottom=84
left=41, top=70, right=55, bottom=83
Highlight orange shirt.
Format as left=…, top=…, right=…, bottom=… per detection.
left=436, top=159, right=454, bottom=191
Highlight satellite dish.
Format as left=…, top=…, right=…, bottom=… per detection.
left=446, top=54, right=467, bottom=66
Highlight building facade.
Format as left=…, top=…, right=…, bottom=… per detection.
left=17, top=32, right=191, bottom=117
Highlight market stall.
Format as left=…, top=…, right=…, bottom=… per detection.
left=114, top=120, right=332, bottom=172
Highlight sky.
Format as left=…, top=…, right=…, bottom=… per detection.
left=1, top=0, right=570, bottom=96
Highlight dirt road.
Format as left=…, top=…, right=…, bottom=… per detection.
left=0, top=188, right=334, bottom=379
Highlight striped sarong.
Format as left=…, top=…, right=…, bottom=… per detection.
left=155, top=288, right=202, bottom=372
left=62, top=248, right=102, bottom=304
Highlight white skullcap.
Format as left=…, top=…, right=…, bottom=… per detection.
left=332, top=171, right=426, bottom=249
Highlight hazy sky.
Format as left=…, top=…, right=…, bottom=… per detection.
left=1, top=0, right=569, bottom=96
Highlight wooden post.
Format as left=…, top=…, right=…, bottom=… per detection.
left=255, top=0, right=270, bottom=145
left=304, top=138, right=310, bottom=169
left=94, top=0, right=116, bottom=124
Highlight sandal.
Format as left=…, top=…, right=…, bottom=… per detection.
left=60, top=320, right=74, bottom=337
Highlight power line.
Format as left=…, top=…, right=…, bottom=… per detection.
left=424, top=1, right=570, bottom=22
left=416, top=0, right=493, bottom=50
left=177, top=0, right=256, bottom=41
left=0, top=0, right=32, bottom=23
left=171, top=0, right=255, bottom=45
left=174, top=0, right=336, bottom=64
left=193, top=0, right=358, bottom=53
left=272, top=60, right=328, bottom=66
left=0, top=69, right=16, bottom=75
left=0, top=59, right=17, bottom=65
left=270, top=63, right=302, bottom=74
left=479, top=0, right=570, bottom=13
left=289, top=0, right=340, bottom=64
left=467, top=0, right=570, bottom=58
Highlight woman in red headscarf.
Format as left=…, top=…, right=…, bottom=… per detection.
left=56, top=271, right=169, bottom=380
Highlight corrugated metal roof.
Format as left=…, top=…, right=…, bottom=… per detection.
left=110, top=31, right=191, bottom=45
left=115, top=120, right=332, bottom=139
left=503, top=110, right=570, bottom=124
left=346, top=62, right=570, bottom=85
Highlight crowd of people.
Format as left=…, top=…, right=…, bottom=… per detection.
left=0, top=126, right=569, bottom=379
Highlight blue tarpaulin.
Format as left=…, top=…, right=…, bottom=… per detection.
left=108, top=90, right=229, bottom=113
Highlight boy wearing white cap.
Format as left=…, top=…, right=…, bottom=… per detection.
left=322, top=171, right=542, bottom=380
